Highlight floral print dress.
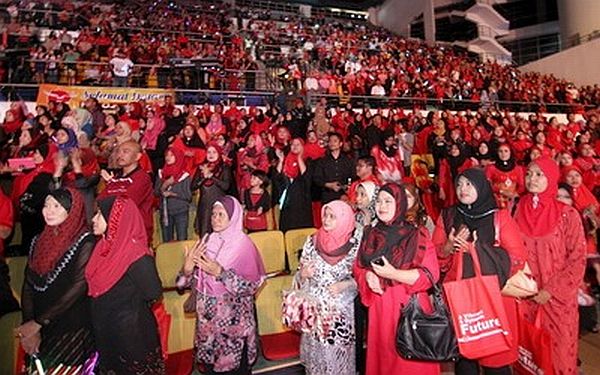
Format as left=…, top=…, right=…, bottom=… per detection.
left=295, top=233, right=360, bottom=375
left=179, top=268, right=263, bottom=372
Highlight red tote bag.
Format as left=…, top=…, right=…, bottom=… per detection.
left=443, top=242, right=513, bottom=359
left=514, top=304, right=554, bottom=375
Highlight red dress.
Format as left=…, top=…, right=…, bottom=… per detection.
left=518, top=205, right=586, bottom=375
left=353, top=235, right=440, bottom=375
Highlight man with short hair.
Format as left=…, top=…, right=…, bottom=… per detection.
left=347, top=155, right=380, bottom=205
left=313, top=132, right=355, bottom=204
left=99, top=141, right=153, bottom=243
left=109, top=50, right=134, bottom=87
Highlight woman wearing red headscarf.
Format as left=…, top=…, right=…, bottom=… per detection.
left=273, top=138, right=314, bottom=232
left=574, top=143, right=600, bottom=191
left=562, top=165, right=600, bottom=255
left=87, top=197, right=164, bottom=374
left=515, top=158, right=586, bottom=375
left=17, top=188, right=95, bottom=372
left=353, top=183, right=440, bottom=375
left=172, top=124, right=206, bottom=175
left=155, top=147, right=192, bottom=242
left=295, top=200, right=360, bottom=374
left=236, top=133, right=268, bottom=197
left=192, top=144, right=233, bottom=236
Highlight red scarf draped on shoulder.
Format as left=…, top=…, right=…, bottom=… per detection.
left=85, top=197, right=151, bottom=297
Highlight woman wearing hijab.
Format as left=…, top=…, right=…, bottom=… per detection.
left=170, top=124, right=206, bottom=176
left=53, top=127, right=79, bottom=155
left=141, top=109, right=166, bottom=173
left=236, top=133, right=269, bottom=198
left=433, top=168, right=527, bottom=374
left=192, top=144, right=233, bottom=236
left=472, top=141, right=494, bottom=167
left=438, top=143, right=476, bottom=208
left=86, top=196, right=164, bottom=374
left=371, top=129, right=403, bottom=183
left=353, top=183, right=440, bottom=375
left=14, top=143, right=57, bottom=254
left=17, top=188, right=96, bottom=372
left=355, top=181, right=378, bottom=232
left=272, top=138, right=314, bottom=232
left=155, top=147, right=192, bottom=242
left=485, top=143, right=525, bottom=210
left=515, top=158, right=586, bottom=375
left=295, top=200, right=360, bottom=375
left=179, top=196, right=265, bottom=374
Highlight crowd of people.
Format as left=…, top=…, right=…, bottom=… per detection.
left=0, top=1, right=598, bottom=375
left=0, top=88, right=598, bottom=374
left=0, top=0, right=598, bottom=110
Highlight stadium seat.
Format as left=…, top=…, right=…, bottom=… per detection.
left=0, top=256, right=27, bottom=375
left=155, top=240, right=196, bottom=289
left=255, top=275, right=300, bottom=361
left=284, top=228, right=316, bottom=273
left=162, top=290, right=196, bottom=354
left=248, top=231, right=286, bottom=275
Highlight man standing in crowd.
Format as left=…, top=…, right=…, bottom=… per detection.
left=397, top=122, right=415, bottom=176
left=313, top=132, right=355, bottom=204
left=347, top=155, right=379, bottom=205
left=109, top=50, right=134, bottom=87
left=99, top=141, right=153, bottom=243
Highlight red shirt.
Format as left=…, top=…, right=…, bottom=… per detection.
left=0, top=190, right=14, bottom=257
left=99, top=167, right=153, bottom=244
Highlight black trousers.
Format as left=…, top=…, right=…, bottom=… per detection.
left=455, top=358, right=512, bottom=375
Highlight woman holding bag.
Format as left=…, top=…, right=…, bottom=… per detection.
left=432, top=168, right=527, bottom=374
left=353, top=183, right=440, bottom=375
left=515, top=158, right=586, bottom=375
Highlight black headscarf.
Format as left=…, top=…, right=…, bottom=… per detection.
left=380, top=129, right=398, bottom=158
left=447, top=143, right=468, bottom=178
left=493, top=145, right=516, bottom=172
left=358, top=183, right=426, bottom=278
left=48, top=188, right=73, bottom=212
left=98, top=195, right=117, bottom=222
left=451, top=168, right=510, bottom=286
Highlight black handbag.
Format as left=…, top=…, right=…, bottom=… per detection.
left=396, top=267, right=459, bottom=361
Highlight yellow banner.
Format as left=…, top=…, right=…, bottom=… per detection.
left=36, top=84, right=175, bottom=108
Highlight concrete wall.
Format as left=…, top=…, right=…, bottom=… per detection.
left=557, top=0, right=600, bottom=47
left=519, top=38, right=600, bottom=86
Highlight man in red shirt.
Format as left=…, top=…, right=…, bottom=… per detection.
left=99, top=141, right=154, bottom=244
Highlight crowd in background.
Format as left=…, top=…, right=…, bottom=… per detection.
left=0, top=0, right=598, bottom=109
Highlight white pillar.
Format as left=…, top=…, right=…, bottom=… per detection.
left=424, top=0, right=436, bottom=45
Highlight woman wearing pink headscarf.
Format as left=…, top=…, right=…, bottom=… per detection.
left=294, top=200, right=360, bottom=375
left=179, top=196, right=266, bottom=374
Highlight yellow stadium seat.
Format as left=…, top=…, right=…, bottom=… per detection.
left=255, top=275, right=300, bottom=360
left=284, top=228, right=316, bottom=273
left=0, top=256, right=28, bottom=375
left=162, top=290, right=196, bottom=353
left=155, top=240, right=196, bottom=289
left=248, top=231, right=286, bottom=275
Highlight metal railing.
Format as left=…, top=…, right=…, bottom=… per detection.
left=4, top=59, right=267, bottom=91
left=304, top=93, right=596, bottom=114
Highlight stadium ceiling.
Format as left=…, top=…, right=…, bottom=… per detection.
left=286, top=0, right=386, bottom=10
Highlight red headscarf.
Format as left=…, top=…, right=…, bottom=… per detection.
left=161, top=147, right=187, bottom=181
left=85, top=197, right=151, bottom=297
left=561, top=165, right=599, bottom=213
left=315, top=200, right=355, bottom=265
left=282, top=138, right=304, bottom=179
left=515, top=157, right=563, bottom=237
left=30, top=188, right=88, bottom=275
